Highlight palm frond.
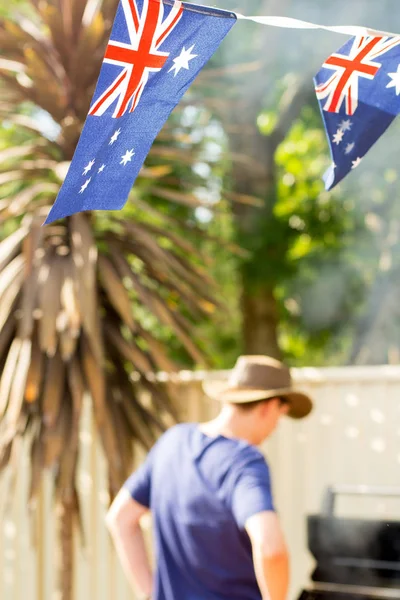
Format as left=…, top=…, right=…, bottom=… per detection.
left=0, top=0, right=222, bottom=545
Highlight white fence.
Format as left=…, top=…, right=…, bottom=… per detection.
left=2, top=365, right=400, bottom=599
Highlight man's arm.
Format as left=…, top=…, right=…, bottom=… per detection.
left=106, top=488, right=153, bottom=599
left=245, top=511, right=289, bottom=600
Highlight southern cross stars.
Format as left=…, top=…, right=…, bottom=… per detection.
left=345, top=142, right=355, bottom=155
left=339, top=119, right=352, bottom=132
left=387, top=64, right=400, bottom=95
left=79, top=178, right=91, bottom=193
left=83, top=159, right=95, bottom=175
left=109, top=128, right=122, bottom=145
left=121, top=149, right=135, bottom=166
left=332, top=129, right=344, bottom=145
left=98, top=164, right=106, bottom=173
left=332, top=120, right=352, bottom=147
left=169, top=45, right=198, bottom=77
left=351, top=157, right=362, bottom=169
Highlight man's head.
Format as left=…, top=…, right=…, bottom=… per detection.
left=224, top=396, right=291, bottom=444
left=203, top=355, right=313, bottom=444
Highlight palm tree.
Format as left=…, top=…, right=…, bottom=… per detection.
left=0, top=1, right=218, bottom=597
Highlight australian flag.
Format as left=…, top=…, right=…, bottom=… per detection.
left=45, top=0, right=236, bottom=224
left=315, top=34, right=400, bottom=190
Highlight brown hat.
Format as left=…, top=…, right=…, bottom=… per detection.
left=202, top=355, right=313, bottom=419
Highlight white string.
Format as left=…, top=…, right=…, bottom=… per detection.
left=235, top=13, right=396, bottom=38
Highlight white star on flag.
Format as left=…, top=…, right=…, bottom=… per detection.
left=98, top=164, right=106, bottom=173
left=121, top=149, right=135, bottom=166
left=332, top=129, right=344, bottom=145
left=339, top=119, right=352, bottom=132
left=109, top=128, right=122, bottom=145
left=387, top=64, right=400, bottom=95
left=168, top=45, right=198, bottom=77
left=83, top=159, right=95, bottom=175
left=79, top=178, right=91, bottom=193
left=351, top=157, right=362, bottom=169
left=345, top=142, right=355, bottom=155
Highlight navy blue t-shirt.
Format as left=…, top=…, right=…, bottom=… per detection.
left=124, top=423, right=275, bottom=600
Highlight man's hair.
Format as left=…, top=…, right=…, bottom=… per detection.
left=232, top=396, right=289, bottom=412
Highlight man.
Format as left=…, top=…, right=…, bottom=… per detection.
left=106, top=355, right=313, bottom=600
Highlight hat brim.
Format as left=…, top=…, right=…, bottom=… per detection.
left=202, top=380, right=312, bottom=420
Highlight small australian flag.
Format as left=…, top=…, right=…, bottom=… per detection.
left=315, top=34, right=400, bottom=189
left=45, top=0, right=236, bottom=224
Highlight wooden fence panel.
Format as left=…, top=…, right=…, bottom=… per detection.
left=1, top=366, right=400, bottom=599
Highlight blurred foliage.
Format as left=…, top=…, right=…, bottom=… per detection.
left=192, top=0, right=400, bottom=367
left=187, top=91, right=400, bottom=366
left=272, top=105, right=364, bottom=364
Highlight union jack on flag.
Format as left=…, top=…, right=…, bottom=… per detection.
left=315, top=34, right=400, bottom=190
left=45, top=0, right=236, bottom=223
left=89, top=0, right=184, bottom=118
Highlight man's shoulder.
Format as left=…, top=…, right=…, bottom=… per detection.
left=165, top=422, right=195, bottom=436
left=225, top=442, right=269, bottom=476
left=232, top=442, right=268, bottom=471
left=157, top=422, right=195, bottom=445
left=156, top=424, right=268, bottom=468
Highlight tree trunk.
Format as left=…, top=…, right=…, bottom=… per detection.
left=229, top=118, right=282, bottom=358
left=212, top=0, right=312, bottom=360
left=223, top=77, right=313, bottom=358
left=241, top=286, right=281, bottom=356
left=55, top=498, right=74, bottom=600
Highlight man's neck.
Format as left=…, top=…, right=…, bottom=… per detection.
left=199, top=409, right=259, bottom=446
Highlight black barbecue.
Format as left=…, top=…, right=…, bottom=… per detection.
left=298, top=485, right=400, bottom=600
